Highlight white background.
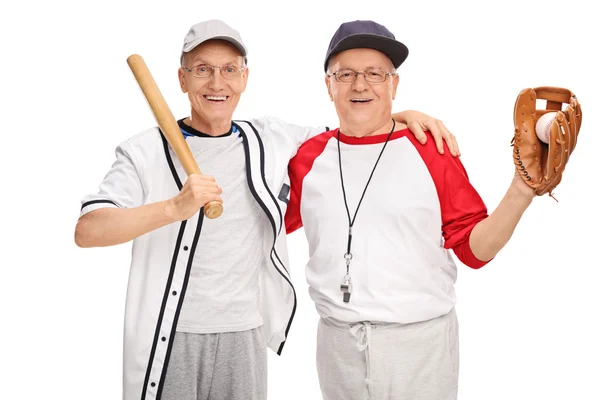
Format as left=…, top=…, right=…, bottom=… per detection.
left=1, top=0, right=599, bottom=399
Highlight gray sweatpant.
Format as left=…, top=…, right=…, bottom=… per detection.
left=316, top=308, right=459, bottom=400
left=162, top=327, right=267, bottom=400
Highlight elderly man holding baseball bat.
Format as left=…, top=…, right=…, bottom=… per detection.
left=75, top=19, right=459, bottom=400
left=284, top=20, right=582, bottom=400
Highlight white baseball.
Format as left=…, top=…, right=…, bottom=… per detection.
left=535, top=112, right=558, bottom=144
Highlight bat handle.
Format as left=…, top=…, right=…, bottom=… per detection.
left=204, top=201, right=223, bottom=219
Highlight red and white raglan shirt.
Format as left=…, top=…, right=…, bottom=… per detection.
left=285, top=127, right=491, bottom=324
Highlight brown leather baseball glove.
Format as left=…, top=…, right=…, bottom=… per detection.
left=512, top=86, right=582, bottom=199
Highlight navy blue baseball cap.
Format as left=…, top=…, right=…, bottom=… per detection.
left=324, top=20, right=409, bottom=72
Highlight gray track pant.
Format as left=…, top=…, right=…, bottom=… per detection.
left=316, top=309, right=459, bottom=400
left=162, top=327, right=267, bottom=400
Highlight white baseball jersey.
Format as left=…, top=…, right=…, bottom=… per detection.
left=79, top=116, right=323, bottom=400
left=285, top=128, right=490, bottom=324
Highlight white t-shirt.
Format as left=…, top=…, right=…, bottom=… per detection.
left=286, top=128, right=490, bottom=324
left=175, top=120, right=269, bottom=334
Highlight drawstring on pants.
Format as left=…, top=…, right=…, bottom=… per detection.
left=350, top=321, right=373, bottom=399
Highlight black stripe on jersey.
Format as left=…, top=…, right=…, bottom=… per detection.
left=160, top=130, right=183, bottom=190
left=234, top=121, right=285, bottom=272
left=234, top=121, right=297, bottom=356
left=156, top=212, right=204, bottom=399
left=141, top=132, right=202, bottom=399
left=140, top=220, right=187, bottom=400
left=80, top=199, right=117, bottom=210
left=272, top=247, right=297, bottom=356
left=238, top=121, right=284, bottom=236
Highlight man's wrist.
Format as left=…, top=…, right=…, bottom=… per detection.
left=163, top=199, right=179, bottom=223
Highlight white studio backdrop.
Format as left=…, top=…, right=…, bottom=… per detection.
left=1, top=0, right=598, bottom=399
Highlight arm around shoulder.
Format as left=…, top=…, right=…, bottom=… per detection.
left=247, top=115, right=328, bottom=151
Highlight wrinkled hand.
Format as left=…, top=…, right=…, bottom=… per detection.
left=168, top=174, right=223, bottom=221
left=394, top=110, right=460, bottom=157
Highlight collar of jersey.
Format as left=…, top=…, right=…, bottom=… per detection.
left=178, top=118, right=238, bottom=139
left=336, top=127, right=410, bottom=145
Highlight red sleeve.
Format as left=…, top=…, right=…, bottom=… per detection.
left=285, top=130, right=334, bottom=234
left=407, top=133, right=491, bottom=269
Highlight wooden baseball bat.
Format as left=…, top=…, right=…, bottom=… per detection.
left=126, top=54, right=223, bottom=219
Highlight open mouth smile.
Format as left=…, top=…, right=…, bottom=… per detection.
left=203, top=95, right=229, bottom=102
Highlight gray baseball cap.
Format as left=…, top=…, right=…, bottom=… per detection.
left=324, top=20, right=408, bottom=72
left=180, top=20, right=248, bottom=64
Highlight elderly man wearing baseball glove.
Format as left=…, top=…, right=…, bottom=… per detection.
left=74, top=19, right=461, bottom=400
left=285, top=19, right=582, bottom=400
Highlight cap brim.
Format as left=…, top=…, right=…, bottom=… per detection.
left=182, top=35, right=248, bottom=57
left=325, top=34, right=408, bottom=72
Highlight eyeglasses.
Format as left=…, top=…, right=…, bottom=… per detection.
left=327, top=68, right=396, bottom=83
left=182, top=63, right=246, bottom=79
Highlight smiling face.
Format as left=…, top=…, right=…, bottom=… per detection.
left=326, top=48, right=399, bottom=136
left=178, top=39, right=248, bottom=133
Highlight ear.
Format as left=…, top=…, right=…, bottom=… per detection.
left=325, top=75, right=333, bottom=101
left=240, top=66, right=250, bottom=92
left=178, top=68, right=187, bottom=93
left=391, top=73, right=399, bottom=100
